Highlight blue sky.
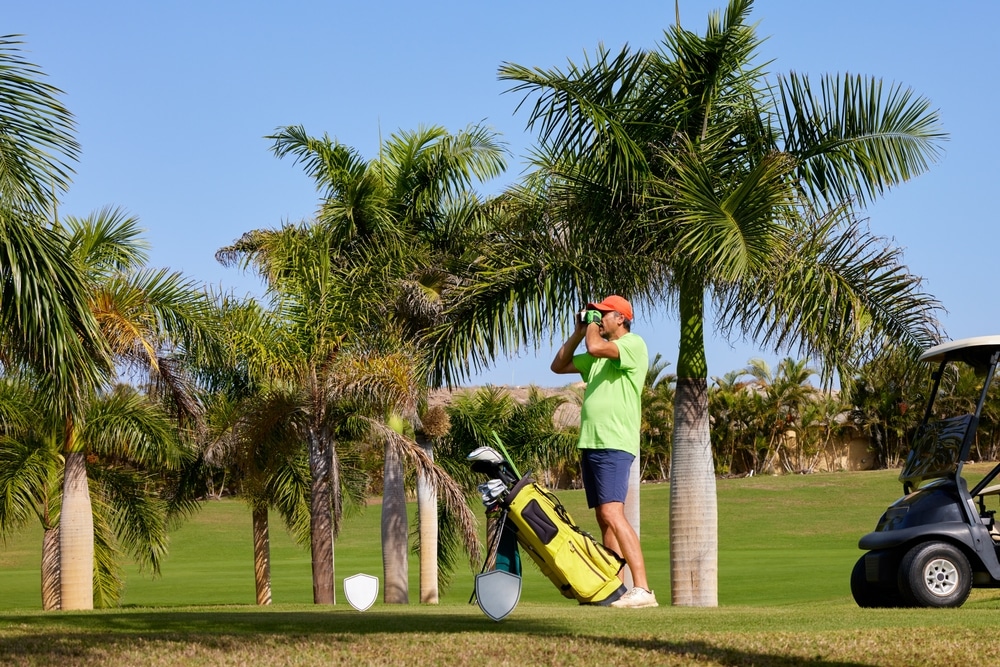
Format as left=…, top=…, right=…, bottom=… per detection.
left=9, top=1, right=999, bottom=387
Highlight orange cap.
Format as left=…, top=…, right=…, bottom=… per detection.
left=586, top=295, right=633, bottom=321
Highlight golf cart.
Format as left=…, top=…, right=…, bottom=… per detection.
left=852, top=335, right=1000, bottom=608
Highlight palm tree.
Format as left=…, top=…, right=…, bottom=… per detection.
left=742, top=357, right=819, bottom=472
left=709, top=370, right=757, bottom=475
left=217, top=225, right=481, bottom=605
left=642, top=354, right=675, bottom=481
left=53, top=207, right=214, bottom=609
left=847, top=349, right=927, bottom=469
left=416, top=405, right=450, bottom=603
left=432, top=0, right=945, bottom=606
left=189, top=294, right=313, bottom=606
left=222, top=123, right=504, bottom=604
left=0, top=375, right=190, bottom=609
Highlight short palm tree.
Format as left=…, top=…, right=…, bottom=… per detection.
left=0, top=376, right=189, bottom=609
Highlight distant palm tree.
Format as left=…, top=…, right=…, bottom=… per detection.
left=642, top=354, right=675, bottom=481
left=708, top=370, right=756, bottom=475
left=743, top=357, right=819, bottom=472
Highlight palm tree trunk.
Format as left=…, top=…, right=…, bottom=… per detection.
left=41, top=526, right=61, bottom=611
left=416, top=439, right=438, bottom=604
left=308, top=430, right=335, bottom=604
left=382, top=441, right=409, bottom=604
left=252, top=504, right=272, bottom=605
left=669, top=285, right=718, bottom=606
left=60, top=450, right=94, bottom=610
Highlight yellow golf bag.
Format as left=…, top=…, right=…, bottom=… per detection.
left=504, top=475, right=626, bottom=605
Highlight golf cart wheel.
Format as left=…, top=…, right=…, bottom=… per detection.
left=897, top=542, right=972, bottom=608
left=851, top=555, right=904, bottom=608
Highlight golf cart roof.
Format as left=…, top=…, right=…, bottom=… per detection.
left=920, top=336, right=1000, bottom=365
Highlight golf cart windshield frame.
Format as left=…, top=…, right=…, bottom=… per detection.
left=898, top=339, right=1000, bottom=494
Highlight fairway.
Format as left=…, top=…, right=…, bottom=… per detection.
left=6, top=467, right=1000, bottom=666
left=4, top=465, right=998, bottom=610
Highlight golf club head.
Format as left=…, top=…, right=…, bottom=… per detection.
left=477, top=478, right=508, bottom=506
left=468, top=446, right=520, bottom=487
left=468, top=446, right=504, bottom=464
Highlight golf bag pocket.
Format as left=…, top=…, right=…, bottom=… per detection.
left=505, top=477, right=625, bottom=604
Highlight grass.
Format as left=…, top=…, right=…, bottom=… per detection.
left=4, top=465, right=1000, bottom=665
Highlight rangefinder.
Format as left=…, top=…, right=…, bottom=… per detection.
left=578, top=309, right=603, bottom=325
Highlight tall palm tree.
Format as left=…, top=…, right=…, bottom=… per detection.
left=53, top=207, right=214, bottom=609
left=432, top=0, right=945, bottom=606
left=223, top=123, right=503, bottom=603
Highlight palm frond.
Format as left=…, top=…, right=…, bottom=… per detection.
left=83, top=385, right=186, bottom=468
left=718, top=208, right=943, bottom=386
left=0, top=207, right=112, bottom=410
left=0, top=35, right=79, bottom=214
left=62, top=207, right=149, bottom=276
left=778, top=72, right=946, bottom=209
left=90, top=464, right=169, bottom=576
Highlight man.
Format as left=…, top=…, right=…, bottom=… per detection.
left=550, top=294, right=657, bottom=608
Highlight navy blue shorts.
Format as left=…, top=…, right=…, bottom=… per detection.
left=580, top=448, right=635, bottom=508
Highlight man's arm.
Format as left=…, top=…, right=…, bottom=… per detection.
left=551, top=322, right=587, bottom=374
left=584, top=324, right=620, bottom=360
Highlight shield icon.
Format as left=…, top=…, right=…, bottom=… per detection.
left=344, top=573, right=379, bottom=611
left=475, top=570, right=521, bottom=621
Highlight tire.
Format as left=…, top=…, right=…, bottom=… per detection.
left=897, top=541, right=972, bottom=608
left=851, top=555, right=904, bottom=608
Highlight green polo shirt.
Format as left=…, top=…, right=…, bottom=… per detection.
left=573, top=332, right=647, bottom=457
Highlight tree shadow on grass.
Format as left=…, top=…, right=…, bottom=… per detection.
left=0, top=610, right=872, bottom=666
left=589, top=635, right=871, bottom=667
left=0, top=609, right=522, bottom=635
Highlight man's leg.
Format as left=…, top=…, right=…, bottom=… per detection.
left=581, top=448, right=656, bottom=605
left=595, top=501, right=649, bottom=591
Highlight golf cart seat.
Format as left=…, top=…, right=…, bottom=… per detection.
left=976, top=484, right=1000, bottom=542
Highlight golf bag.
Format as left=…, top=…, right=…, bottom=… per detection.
left=469, top=444, right=627, bottom=606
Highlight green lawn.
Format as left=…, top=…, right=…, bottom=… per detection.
left=4, top=466, right=1000, bottom=665
left=0, top=466, right=910, bottom=609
